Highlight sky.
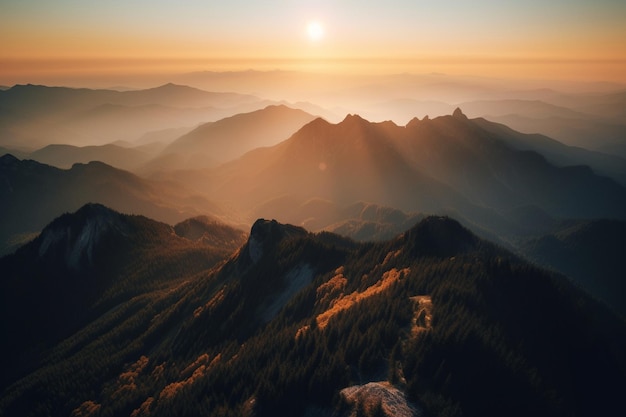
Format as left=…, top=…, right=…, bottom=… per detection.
left=1, top=0, right=626, bottom=84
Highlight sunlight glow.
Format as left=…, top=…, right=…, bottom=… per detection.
left=307, top=21, right=325, bottom=42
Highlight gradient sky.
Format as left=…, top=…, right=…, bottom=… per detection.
left=2, top=0, right=626, bottom=83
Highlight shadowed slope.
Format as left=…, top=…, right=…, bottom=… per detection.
left=2, top=214, right=624, bottom=417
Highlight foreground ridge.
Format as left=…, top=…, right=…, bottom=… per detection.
left=1, top=209, right=624, bottom=417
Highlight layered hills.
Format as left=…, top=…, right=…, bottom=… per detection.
left=0, top=83, right=260, bottom=148
left=0, top=154, right=230, bottom=255
left=1, top=205, right=624, bottom=417
left=3, top=106, right=625, bottom=315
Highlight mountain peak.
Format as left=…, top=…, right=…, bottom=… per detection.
left=36, top=204, right=129, bottom=272
left=406, top=116, right=427, bottom=128
left=0, top=153, right=20, bottom=166
left=153, top=82, right=188, bottom=90
left=341, top=113, right=368, bottom=124
left=246, top=219, right=307, bottom=264
left=452, top=107, right=468, bottom=120
left=402, top=216, right=479, bottom=258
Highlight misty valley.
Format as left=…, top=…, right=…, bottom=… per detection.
left=1, top=75, right=626, bottom=417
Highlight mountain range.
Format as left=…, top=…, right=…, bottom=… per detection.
left=149, top=105, right=318, bottom=171
left=0, top=83, right=261, bottom=148
left=1, top=205, right=624, bottom=416
left=2, top=79, right=625, bottom=417
left=174, top=109, right=626, bottom=241
left=3, top=105, right=625, bottom=309
left=0, top=154, right=233, bottom=256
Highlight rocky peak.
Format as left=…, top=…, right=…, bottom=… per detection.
left=452, top=107, right=468, bottom=120
left=246, top=219, right=307, bottom=264
left=36, top=204, right=129, bottom=272
left=340, top=113, right=368, bottom=126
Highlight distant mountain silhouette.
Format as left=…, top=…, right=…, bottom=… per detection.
left=0, top=83, right=262, bottom=147
left=28, top=143, right=154, bottom=170
left=447, top=97, right=626, bottom=159
left=158, top=105, right=317, bottom=170
left=1, top=212, right=624, bottom=416
left=0, top=154, right=228, bottom=255
left=473, top=117, right=626, bottom=186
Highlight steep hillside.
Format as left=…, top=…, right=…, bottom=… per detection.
left=1, top=212, right=624, bottom=417
left=471, top=117, right=626, bottom=186
left=397, top=110, right=626, bottom=220
left=0, top=204, right=246, bottom=389
left=520, top=219, right=626, bottom=317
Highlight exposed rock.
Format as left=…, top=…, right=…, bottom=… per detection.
left=341, top=381, right=423, bottom=417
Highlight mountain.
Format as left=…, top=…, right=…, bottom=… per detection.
left=0, top=204, right=247, bottom=390
left=395, top=110, right=626, bottom=221
left=448, top=97, right=626, bottom=159
left=0, top=154, right=230, bottom=255
left=1, top=213, right=624, bottom=417
left=174, top=215, right=247, bottom=249
left=249, top=197, right=426, bottom=242
left=472, top=117, right=626, bottom=186
left=520, top=219, right=626, bottom=317
left=0, top=84, right=261, bottom=147
left=183, top=110, right=626, bottom=241
left=158, top=105, right=318, bottom=170
left=481, top=113, right=626, bottom=159
left=0, top=83, right=258, bottom=115
left=459, top=99, right=590, bottom=120
left=28, top=143, right=155, bottom=170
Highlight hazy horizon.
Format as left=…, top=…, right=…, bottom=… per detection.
left=2, top=1, right=626, bottom=88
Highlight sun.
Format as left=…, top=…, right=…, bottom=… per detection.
left=307, top=21, right=325, bottom=42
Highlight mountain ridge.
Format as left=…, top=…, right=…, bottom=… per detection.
left=1, top=207, right=625, bottom=417
left=188, top=109, right=626, bottom=241
left=0, top=154, right=231, bottom=255
left=160, top=104, right=317, bottom=169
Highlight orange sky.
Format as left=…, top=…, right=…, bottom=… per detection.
left=1, top=1, right=626, bottom=86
